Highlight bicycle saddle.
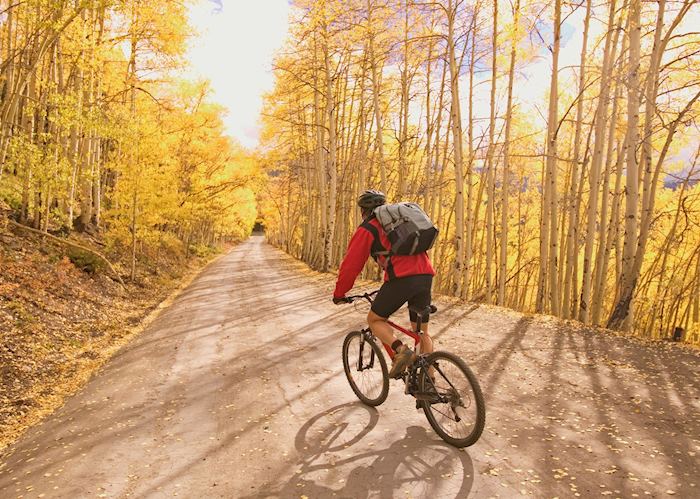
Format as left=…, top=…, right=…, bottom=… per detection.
left=410, top=304, right=438, bottom=320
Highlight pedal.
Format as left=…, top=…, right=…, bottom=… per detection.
left=414, top=394, right=434, bottom=401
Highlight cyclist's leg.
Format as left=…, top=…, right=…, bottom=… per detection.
left=367, top=280, right=406, bottom=348
left=367, top=310, right=398, bottom=347
left=411, top=319, right=436, bottom=381
left=408, top=275, right=434, bottom=356
left=410, top=321, right=434, bottom=354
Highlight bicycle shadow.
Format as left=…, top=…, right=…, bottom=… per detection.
left=247, top=402, right=475, bottom=498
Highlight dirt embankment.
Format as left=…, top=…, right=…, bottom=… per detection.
left=0, top=218, right=223, bottom=450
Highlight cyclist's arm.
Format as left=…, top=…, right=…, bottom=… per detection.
left=333, top=227, right=374, bottom=299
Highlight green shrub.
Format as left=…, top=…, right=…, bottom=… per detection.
left=189, top=243, right=215, bottom=258
left=67, top=248, right=107, bottom=274
left=159, top=232, right=185, bottom=258
left=0, top=178, right=22, bottom=212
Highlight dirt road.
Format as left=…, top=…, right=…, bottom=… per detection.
left=1, top=237, right=698, bottom=498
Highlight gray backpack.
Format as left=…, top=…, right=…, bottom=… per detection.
left=373, top=202, right=439, bottom=256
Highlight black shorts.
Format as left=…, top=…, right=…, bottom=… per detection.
left=371, top=274, right=433, bottom=323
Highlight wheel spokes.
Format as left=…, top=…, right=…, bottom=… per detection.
left=425, top=358, right=479, bottom=440
left=347, top=336, right=384, bottom=400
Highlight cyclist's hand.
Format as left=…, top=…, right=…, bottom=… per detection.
left=332, top=296, right=347, bottom=305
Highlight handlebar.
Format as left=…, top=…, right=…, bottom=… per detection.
left=341, top=291, right=438, bottom=318
left=343, top=290, right=380, bottom=303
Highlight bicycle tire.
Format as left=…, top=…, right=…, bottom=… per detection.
left=342, top=331, right=389, bottom=406
left=419, top=351, right=485, bottom=447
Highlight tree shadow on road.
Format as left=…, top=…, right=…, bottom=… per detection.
left=468, top=313, right=700, bottom=498
left=475, top=314, right=533, bottom=399
left=245, top=402, right=475, bottom=499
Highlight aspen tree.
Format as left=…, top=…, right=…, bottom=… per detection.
left=561, top=0, right=591, bottom=319
left=499, top=0, right=520, bottom=306
left=537, top=0, right=562, bottom=314
left=322, top=11, right=337, bottom=273
left=446, top=0, right=466, bottom=297
left=366, top=0, right=387, bottom=193
left=579, top=0, right=619, bottom=323
left=260, top=0, right=700, bottom=343
left=463, top=3, right=480, bottom=300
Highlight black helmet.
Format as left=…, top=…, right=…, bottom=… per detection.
left=357, top=189, right=386, bottom=210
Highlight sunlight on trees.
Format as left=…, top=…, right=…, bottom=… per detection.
left=260, top=0, right=700, bottom=343
left=0, top=0, right=258, bottom=277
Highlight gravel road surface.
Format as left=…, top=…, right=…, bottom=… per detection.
left=1, top=236, right=698, bottom=498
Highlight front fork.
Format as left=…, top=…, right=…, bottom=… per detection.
left=359, top=328, right=427, bottom=398
left=357, top=328, right=376, bottom=371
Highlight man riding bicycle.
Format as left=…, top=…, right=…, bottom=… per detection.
left=333, top=189, right=436, bottom=378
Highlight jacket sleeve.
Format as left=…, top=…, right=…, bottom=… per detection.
left=333, top=226, right=375, bottom=298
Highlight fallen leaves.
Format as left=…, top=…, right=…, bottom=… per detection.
left=0, top=227, right=218, bottom=451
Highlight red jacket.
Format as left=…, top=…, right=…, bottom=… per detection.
left=333, top=216, right=435, bottom=298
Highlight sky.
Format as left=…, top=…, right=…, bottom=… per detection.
left=186, top=0, right=291, bottom=150
left=186, top=1, right=698, bottom=162
left=187, top=0, right=586, bottom=150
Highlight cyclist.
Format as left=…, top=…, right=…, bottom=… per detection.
left=333, top=189, right=436, bottom=378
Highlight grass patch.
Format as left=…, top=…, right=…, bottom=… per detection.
left=66, top=248, right=108, bottom=274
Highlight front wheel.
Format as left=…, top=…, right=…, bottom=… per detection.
left=419, top=351, right=485, bottom=447
left=342, top=331, right=389, bottom=406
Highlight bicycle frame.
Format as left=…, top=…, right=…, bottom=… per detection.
left=347, top=292, right=427, bottom=360
left=341, top=291, right=485, bottom=448
left=382, top=321, right=422, bottom=359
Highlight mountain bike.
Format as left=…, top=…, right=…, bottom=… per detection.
left=340, top=291, right=485, bottom=448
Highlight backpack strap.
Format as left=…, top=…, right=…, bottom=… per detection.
left=360, top=219, right=386, bottom=259
left=360, top=218, right=397, bottom=280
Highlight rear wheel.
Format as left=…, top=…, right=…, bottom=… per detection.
left=419, top=351, right=485, bottom=447
left=342, top=331, right=389, bottom=406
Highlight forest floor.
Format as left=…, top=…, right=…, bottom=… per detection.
left=0, top=236, right=698, bottom=498
left=0, top=212, right=225, bottom=451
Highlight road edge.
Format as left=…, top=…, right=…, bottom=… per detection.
left=0, top=248, right=232, bottom=456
